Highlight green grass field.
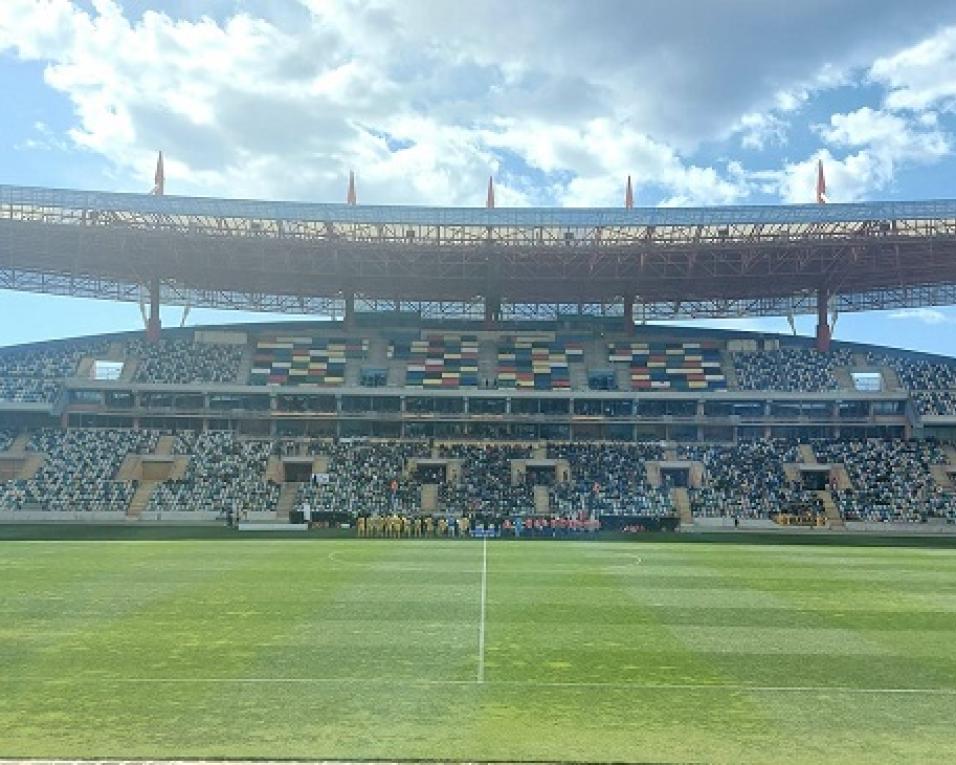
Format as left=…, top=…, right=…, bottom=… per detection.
left=2, top=538, right=956, bottom=763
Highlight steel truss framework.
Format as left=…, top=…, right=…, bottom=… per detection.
left=3, top=184, right=956, bottom=320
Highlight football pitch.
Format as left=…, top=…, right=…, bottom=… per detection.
left=2, top=538, right=956, bottom=763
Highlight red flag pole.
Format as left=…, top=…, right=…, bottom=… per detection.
left=151, top=151, right=164, bottom=196
left=346, top=170, right=357, bottom=205
left=816, top=160, right=826, bottom=204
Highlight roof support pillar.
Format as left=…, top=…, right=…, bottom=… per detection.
left=484, top=295, right=501, bottom=328
left=146, top=276, right=161, bottom=343
left=623, top=294, right=635, bottom=334
left=816, top=286, right=831, bottom=352
left=344, top=292, right=355, bottom=329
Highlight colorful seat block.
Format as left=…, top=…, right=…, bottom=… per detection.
left=390, top=334, right=479, bottom=388
left=497, top=336, right=583, bottom=391
left=249, top=336, right=368, bottom=386
left=608, top=341, right=727, bottom=391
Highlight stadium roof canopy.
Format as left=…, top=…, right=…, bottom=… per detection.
left=5, top=183, right=956, bottom=226
left=2, top=183, right=956, bottom=321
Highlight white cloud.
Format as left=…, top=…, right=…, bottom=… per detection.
left=889, top=308, right=954, bottom=325
left=735, top=112, right=789, bottom=151
left=756, top=107, right=950, bottom=203
left=1, top=1, right=956, bottom=207
left=871, top=26, right=956, bottom=111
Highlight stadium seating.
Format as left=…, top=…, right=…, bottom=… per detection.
left=866, top=352, right=956, bottom=391
left=681, top=441, right=821, bottom=519
left=250, top=335, right=369, bottom=386
left=912, top=390, right=956, bottom=416
left=437, top=444, right=534, bottom=514
left=147, top=432, right=278, bottom=515
left=296, top=441, right=430, bottom=515
left=733, top=348, right=853, bottom=392
left=864, top=352, right=956, bottom=414
left=131, top=337, right=244, bottom=384
left=497, top=336, right=583, bottom=390
left=0, top=429, right=157, bottom=512
left=390, top=334, right=479, bottom=388
left=546, top=443, right=671, bottom=515
left=0, top=340, right=108, bottom=403
left=813, top=440, right=956, bottom=522
left=608, top=341, right=726, bottom=391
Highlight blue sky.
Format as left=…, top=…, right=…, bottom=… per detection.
left=3, top=0, right=956, bottom=354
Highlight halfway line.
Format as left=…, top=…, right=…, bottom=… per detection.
left=477, top=536, right=488, bottom=684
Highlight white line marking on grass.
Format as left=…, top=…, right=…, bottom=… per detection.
left=10, top=676, right=956, bottom=695
left=477, top=536, right=488, bottom=684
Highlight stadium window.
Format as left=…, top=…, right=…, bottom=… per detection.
left=91, top=359, right=124, bottom=381
left=851, top=372, right=883, bottom=392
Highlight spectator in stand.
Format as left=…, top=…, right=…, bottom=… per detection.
left=681, top=440, right=822, bottom=519
left=147, top=432, right=278, bottom=515
left=130, top=337, right=243, bottom=384
left=0, top=428, right=157, bottom=512
left=814, top=439, right=956, bottom=522
left=733, top=348, right=853, bottom=392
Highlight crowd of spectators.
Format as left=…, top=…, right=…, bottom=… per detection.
left=680, top=440, right=821, bottom=519
left=0, top=428, right=157, bottom=512
left=546, top=443, right=671, bottom=516
left=866, top=352, right=956, bottom=391
left=292, top=441, right=678, bottom=517
left=733, top=348, right=853, bottom=392
left=296, top=441, right=430, bottom=516
left=862, top=352, right=956, bottom=415
left=813, top=439, right=956, bottom=522
left=0, top=340, right=108, bottom=403
left=147, top=432, right=278, bottom=515
left=911, top=391, right=956, bottom=416
left=437, top=444, right=534, bottom=514
left=131, top=338, right=244, bottom=384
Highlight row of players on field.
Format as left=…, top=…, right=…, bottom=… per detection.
left=356, top=513, right=601, bottom=537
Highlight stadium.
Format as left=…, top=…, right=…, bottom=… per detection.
left=3, top=171, right=956, bottom=764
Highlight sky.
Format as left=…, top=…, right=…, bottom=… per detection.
left=2, top=0, right=956, bottom=353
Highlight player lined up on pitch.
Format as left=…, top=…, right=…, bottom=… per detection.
left=355, top=513, right=601, bottom=538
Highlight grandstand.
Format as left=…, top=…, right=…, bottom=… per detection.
left=1, top=182, right=956, bottom=532
left=0, top=317, right=952, bottom=530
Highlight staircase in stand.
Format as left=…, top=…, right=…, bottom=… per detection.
left=719, top=351, right=740, bottom=390
left=534, top=485, right=550, bottom=514
left=833, top=367, right=855, bottom=391
left=420, top=483, right=438, bottom=513
left=471, top=338, right=494, bottom=390
left=8, top=433, right=31, bottom=454
left=878, top=365, right=902, bottom=392
left=945, top=444, right=956, bottom=467
left=817, top=490, right=844, bottom=529
left=120, top=358, right=139, bottom=382
left=276, top=482, right=298, bottom=521
left=155, top=435, right=177, bottom=456
left=235, top=342, right=255, bottom=384
left=127, top=481, right=159, bottom=519
left=931, top=464, right=954, bottom=489
left=671, top=487, right=693, bottom=526
left=799, top=444, right=818, bottom=464
left=265, top=456, right=285, bottom=484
